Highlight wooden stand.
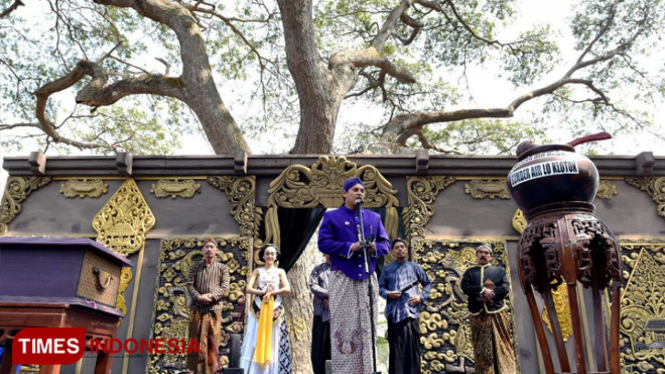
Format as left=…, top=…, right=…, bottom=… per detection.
left=0, top=303, right=121, bottom=374
left=517, top=202, right=622, bottom=374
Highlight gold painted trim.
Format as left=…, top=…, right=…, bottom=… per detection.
left=0, top=176, right=51, bottom=235
left=52, top=176, right=210, bottom=180
left=2, top=233, right=95, bottom=238
left=75, top=358, right=82, bottom=374
left=121, top=247, right=145, bottom=374
left=405, top=176, right=455, bottom=241
left=577, top=282, right=596, bottom=371
left=416, top=235, right=523, bottom=241
left=145, top=233, right=246, bottom=240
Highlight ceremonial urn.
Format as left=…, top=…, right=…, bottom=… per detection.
left=507, top=137, right=622, bottom=374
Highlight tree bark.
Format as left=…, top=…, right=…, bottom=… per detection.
left=89, top=0, right=252, bottom=155
left=281, top=247, right=317, bottom=374
left=277, top=0, right=339, bottom=154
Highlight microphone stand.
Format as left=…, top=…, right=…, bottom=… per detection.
left=356, top=199, right=381, bottom=374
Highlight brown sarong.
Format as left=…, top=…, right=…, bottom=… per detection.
left=470, top=309, right=517, bottom=374
left=329, top=271, right=378, bottom=374
left=187, top=309, right=222, bottom=374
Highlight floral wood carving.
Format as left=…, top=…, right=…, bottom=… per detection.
left=264, top=156, right=399, bottom=264
left=150, top=179, right=201, bottom=199
left=92, top=178, right=155, bottom=312
left=92, top=178, right=155, bottom=256
left=596, top=180, right=618, bottom=200
left=512, top=209, right=527, bottom=235
left=0, top=176, right=51, bottom=235
left=267, top=156, right=398, bottom=209
left=59, top=179, right=108, bottom=198
left=625, top=176, right=665, bottom=219
left=207, top=176, right=260, bottom=239
left=405, top=176, right=455, bottom=241
left=619, top=240, right=665, bottom=373
left=464, top=179, right=510, bottom=200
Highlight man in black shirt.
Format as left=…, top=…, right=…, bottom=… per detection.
left=461, top=244, right=516, bottom=374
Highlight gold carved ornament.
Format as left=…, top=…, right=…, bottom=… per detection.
left=618, top=240, right=665, bottom=373
left=148, top=237, right=250, bottom=374
left=92, top=178, right=155, bottom=312
left=207, top=176, right=261, bottom=241
left=263, top=156, right=399, bottom=264
left=541, top=283, right=573, bottom=342
left=464, top=179, right=510, bottom=200
left=59, top=179, right=108, bottom=198
left=412, top=239, right=518, bottom=373
left=404, top=176, right=455, bottom=241
left=0, top=176, right=51, bottom=235
left=625, top=176, right=665, bottom=219
left=596, top=180, right=618, bottom=200
left=150, top=179, right=201, bottom=199
left=512, top=209, right=527, bottom=235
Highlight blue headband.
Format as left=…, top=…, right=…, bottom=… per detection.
left=343, top=177, right=364, bottom=191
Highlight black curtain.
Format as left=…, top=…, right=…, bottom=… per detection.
left=277, top=207, right=326, bottom=272
left=366, top=207, right=406, bottom=276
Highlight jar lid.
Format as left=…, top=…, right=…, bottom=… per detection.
left=516, top=144, right=575, bottom=161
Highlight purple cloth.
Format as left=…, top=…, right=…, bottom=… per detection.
left=343, top=177, right=364, bottom=191
left=318, top=206, right=390, bottom=281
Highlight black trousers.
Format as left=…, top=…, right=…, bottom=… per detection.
left=311, top=315, right=331, bottom=374
left=388, top=317, right=421, bottom=374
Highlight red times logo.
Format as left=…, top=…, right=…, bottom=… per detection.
left=12, top=328, right=86, bottom=365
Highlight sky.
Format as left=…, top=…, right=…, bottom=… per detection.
left=1, top=0, right=664, bottom=192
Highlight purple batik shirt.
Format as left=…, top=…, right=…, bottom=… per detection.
left=318, top=205, right=390, bottom=281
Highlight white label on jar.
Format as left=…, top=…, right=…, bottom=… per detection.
left=510, top=159, right=579, bottom=187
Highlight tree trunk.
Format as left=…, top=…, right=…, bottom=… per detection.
left=277, top=0, right=357, bottom=154
left=282, top=246, right=318, bottom=374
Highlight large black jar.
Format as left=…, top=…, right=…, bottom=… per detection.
left=507, top=144, right=599, bottom=214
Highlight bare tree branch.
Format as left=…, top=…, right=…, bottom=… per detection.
left=380, top=0, right=653, bottom=146
left=0, top=123, right=40, bottom=131
left=414, top=129, right=461, bottom=154
left=0, top=0, right=24, bottom=19
left=32, top=59, right=186, bottom=150
left=576, top=0, right=620, bottom=65
left=369, top=0, right=411, bottom=49
left=329, top=48, right=416, bottom=83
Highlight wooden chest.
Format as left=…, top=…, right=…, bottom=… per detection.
left=0, top=236, right=133, bottom=317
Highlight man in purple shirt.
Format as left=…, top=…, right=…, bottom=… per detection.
left=318, top=177, right=390, bottom=374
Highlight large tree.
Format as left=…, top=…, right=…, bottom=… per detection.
left=2, top=0, right=665, bottom=372
left=2, top=0, right=664, bottom=156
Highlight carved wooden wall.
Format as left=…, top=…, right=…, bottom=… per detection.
left=2, top=158, right=665, bottom=374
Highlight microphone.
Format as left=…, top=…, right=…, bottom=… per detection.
left=355, top=198, right=364, bottom=207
